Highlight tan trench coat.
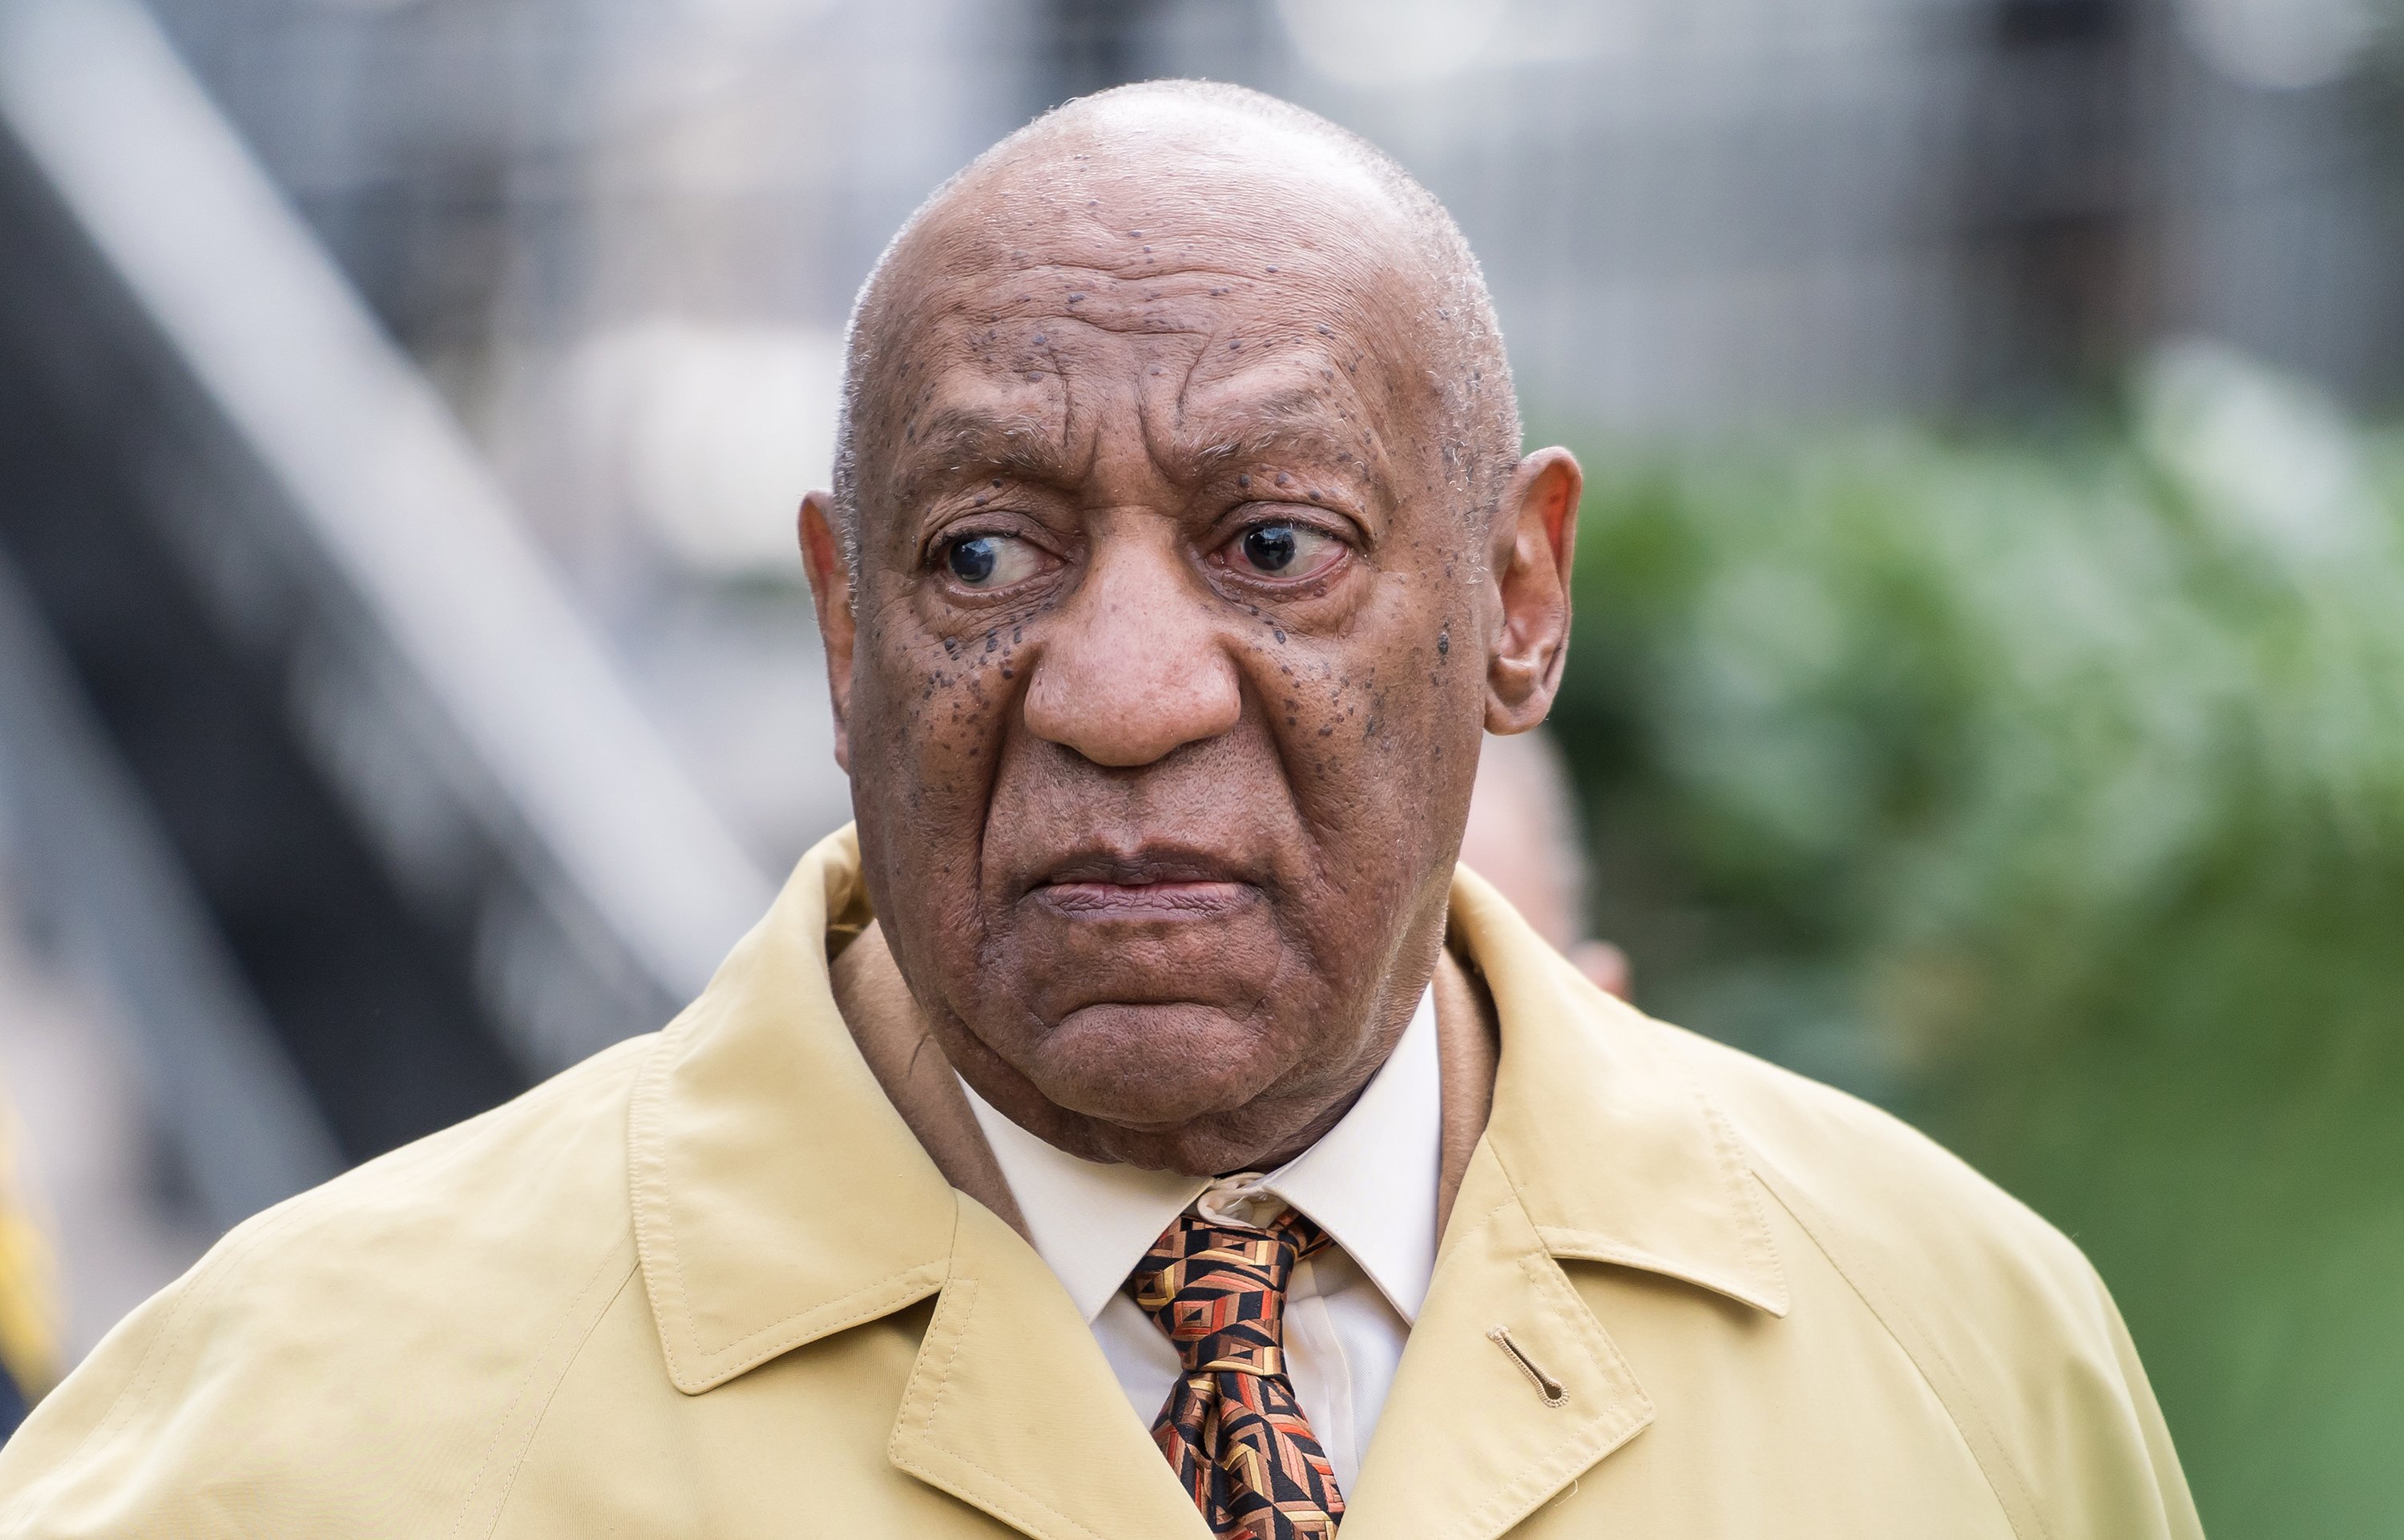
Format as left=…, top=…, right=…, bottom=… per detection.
left=0, top=828, right=2201, bottom=1538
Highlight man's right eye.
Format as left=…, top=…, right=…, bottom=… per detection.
left=941, top=533, right=1044, bottom=590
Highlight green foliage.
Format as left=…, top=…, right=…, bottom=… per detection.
left=1548, top=346, right=2404, bottom=1538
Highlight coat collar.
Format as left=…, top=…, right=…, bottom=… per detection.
left=1447, top=863, right=1789, bottom=1318
left=629, top=827, right=1784, bottom=1401
left=627, top=825, right=958, bottom=1395
left=1329, top=869, right=1789, bottom=1539
left=630, top=827, right=1789, bottom=1537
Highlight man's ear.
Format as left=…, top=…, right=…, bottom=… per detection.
left=1483, top=445, right=1581, bottom=734
left=798, top=490, right=857, bottom=773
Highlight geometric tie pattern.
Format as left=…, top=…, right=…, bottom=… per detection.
left=1126, top=1205, right=1345, bottom=1540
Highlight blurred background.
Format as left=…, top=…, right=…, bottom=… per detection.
left=0, top=0, right=2398, bottom=1527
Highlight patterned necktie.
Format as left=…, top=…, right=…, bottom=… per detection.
left=1126, top=1204, right=1346, bottom=1540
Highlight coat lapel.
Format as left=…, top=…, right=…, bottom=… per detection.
left=627, top=827, right=957, bottom=1395
left=1341, top=868, right=1791, bottom=1534
left=1454, top=865, right=1789, bottom=1318
left=889, top=1195, right=1212, bottom=1540
left=1338, top=1139, right=1655, bottom=1539
left=629, top=830, right=1207, bottom=1540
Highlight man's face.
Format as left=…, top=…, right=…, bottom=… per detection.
left=806, top=129, right=1571, bottom=1173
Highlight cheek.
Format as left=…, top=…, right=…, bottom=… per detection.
left=850, top=611, right=1031, bottom=911
left=859, top=603, right=1028, bottom=764
left=1258, top=618, right=1476, bottom=819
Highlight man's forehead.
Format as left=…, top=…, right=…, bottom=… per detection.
left=895, top=115, right=1428, bottom=319
left=882, top=353, right=1397, bottom=506
left=842, top=103, right=1477, bottom=526
left=903, top=246, right=1389, bottom=353
left=865, top=187, right=1431, bottom=495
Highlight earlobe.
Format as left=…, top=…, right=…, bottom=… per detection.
left=798, top=491, right=857, bottom=772
left=1484, top=447, right=1581, bottom=735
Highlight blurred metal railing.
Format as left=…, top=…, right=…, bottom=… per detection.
left=0, top=0, right=774, bottom=1225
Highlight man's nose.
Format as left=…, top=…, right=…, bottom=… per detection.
left=1022, top=538, right=1243, bottom=767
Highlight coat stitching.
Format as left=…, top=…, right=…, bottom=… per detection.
left=449, top=1244, right=639, bottom=1540
left=1752, top=1156, right=2047, bottom=1540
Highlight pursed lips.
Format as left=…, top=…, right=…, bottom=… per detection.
left=1025, top=849, right=1262, bottom=919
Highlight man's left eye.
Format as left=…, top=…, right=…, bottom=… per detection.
left=1225, top=522, right=1340, bottom=580
left=941, top=533, right=1046, bottom=590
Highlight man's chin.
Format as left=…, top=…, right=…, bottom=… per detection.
left=1031, top=999, right=1276, bottom=1120
left=1063, top=1089, right=1318, bottom=1176
left=1075, top=1119, right=1269, bottom=1177
left=1002, top=999, right=1303, bottom=1167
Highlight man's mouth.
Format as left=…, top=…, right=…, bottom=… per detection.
left=1026, top=848, right=1262, bottom=920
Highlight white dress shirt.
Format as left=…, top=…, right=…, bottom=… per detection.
left=960, top=986, right=1440, bottom=1494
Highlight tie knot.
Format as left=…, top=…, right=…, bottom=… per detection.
left=1125, top=1206, right=1329, bottom=1378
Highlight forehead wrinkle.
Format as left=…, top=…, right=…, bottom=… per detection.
left=914, top=160, right=1436, bottom=330
left=918, top=264, right=1308, bottom=345
left=885, top=400, right=1072, bottom=511
left=1154, top=387, right=1395, bottom=504
left=869, top=229, right=1426, bottom=528
left=978, top=252, right=1294, bottom=295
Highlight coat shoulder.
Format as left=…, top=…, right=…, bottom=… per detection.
left=1653, top=1017, right=2091, bottom=1296
left=194, top=1026, right=654, bottom=1300
left=1644, top=1012, right=2200, bottom=1540
left=0, top=1032, right=660, bottom=1537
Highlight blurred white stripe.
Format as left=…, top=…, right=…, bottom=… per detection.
left=0, top=0, right=776, bottom=1001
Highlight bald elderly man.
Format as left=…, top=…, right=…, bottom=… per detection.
left=0, top=84, right=2199, bottom=1540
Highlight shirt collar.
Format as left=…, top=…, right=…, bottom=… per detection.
left=1260, top=984, right=1440, bottom=1320
left=963, top=984, right=1442, bottom=1325
left=958, top=1083, right=1204, bottom=1324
